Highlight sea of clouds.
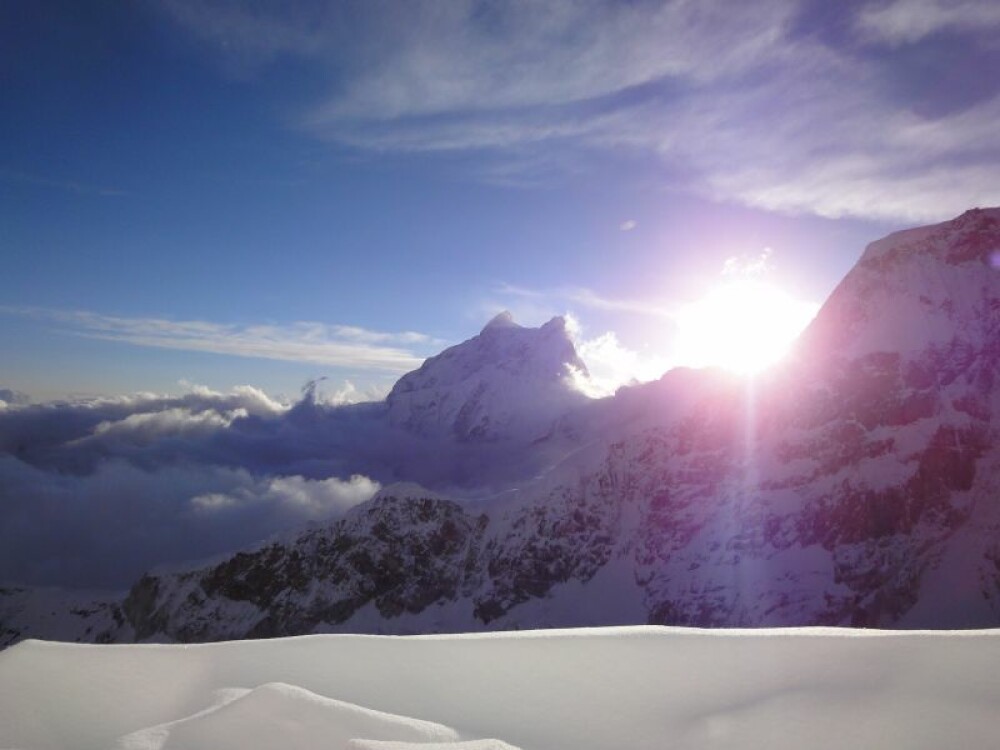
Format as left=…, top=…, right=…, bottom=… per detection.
left=0, top=384, right=404, bottom=589
left=0, top=381, right=572, bottom=589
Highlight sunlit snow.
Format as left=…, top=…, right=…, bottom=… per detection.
left=2, top=626, right=998, bottom=750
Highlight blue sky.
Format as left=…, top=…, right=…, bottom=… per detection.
left=3, top=0, right=1000, bottom=401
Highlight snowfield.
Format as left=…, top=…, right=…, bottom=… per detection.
left=2, top=627, right=999, bottom=750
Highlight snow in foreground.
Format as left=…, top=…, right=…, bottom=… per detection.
left=1, top=626, right=998, bottom=750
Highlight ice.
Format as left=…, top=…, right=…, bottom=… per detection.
left=2, top=626, right=999, bottom=750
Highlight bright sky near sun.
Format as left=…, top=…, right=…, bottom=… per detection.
left=3, top=1, right=1000, bottom=400
left=675, top=280, right=821, bottom=375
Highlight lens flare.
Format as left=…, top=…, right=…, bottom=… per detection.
left=675, top=280, right=819, bottom=375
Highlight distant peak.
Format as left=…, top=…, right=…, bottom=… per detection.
left=541, top=315, right=568, bottom=334
left=482, top=310, right=519, bottom=333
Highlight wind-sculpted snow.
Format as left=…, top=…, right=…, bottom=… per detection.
left=2, top=627, right=1000, bottom=750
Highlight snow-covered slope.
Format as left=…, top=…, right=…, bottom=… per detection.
left=2, top=627, right=999, bottom=750
left=801, top=207, right=999, bottom=361
left=386, top=312, right=590, bottom=442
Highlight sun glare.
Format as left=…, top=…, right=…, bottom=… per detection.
left=675, top=280, right=819, bottom=375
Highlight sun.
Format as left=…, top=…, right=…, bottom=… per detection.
left=674, top=280, right=819, bottom=375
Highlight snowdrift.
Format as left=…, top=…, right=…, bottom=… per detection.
left=2, top=626, right=999, bottom=750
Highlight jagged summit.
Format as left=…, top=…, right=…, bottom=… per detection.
left=387, top=313, right=589, bottom=441
left=481, top=311, right=572, bottom=336
left=481, top=310, right=519, bottom=333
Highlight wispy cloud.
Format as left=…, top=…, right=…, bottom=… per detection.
left=159, top=0, right=1000, bottom=222
left=856, top=0, right=1000, bottom=45
left=496, top=283, right=676, bottom=319
left=723, top=248, right=772, bottom=277
left=0, top=168, right=125, bottom=197
left=2, top=306, right=438, bottom=373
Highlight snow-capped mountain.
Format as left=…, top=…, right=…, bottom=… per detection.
left=801, top=207, right=999, bottom=362
left=386, top=312, right=590, bottom=442
left=4, top=207, right=1000, bottom=645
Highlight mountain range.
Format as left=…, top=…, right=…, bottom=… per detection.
left=2, top=207, right=999, bottom=646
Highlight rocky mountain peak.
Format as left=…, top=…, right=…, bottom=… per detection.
left=386, top=313, right=589, bottom=441
left=481, top=310, right=519, bottom=333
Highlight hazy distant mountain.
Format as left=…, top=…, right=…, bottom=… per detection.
left=4, top=207, right=999, bottom=645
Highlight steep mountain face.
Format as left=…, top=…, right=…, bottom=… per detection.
left=778, top=207, right=1000, bottom=625
left=802, top=207, right=999, bottom=362
left=123, top=483, right=490, bottom=641
left=609, top=207, right=1000, bottom=628
left=4, top=208, right=999, bottom=645
left=386, top=312, right=590, bottom=442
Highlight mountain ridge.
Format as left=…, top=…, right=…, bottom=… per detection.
left=3, top=207, right=999, bottom=646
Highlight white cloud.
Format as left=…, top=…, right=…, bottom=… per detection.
left=0, top=453, right=380, bottom=588
left=315, top=379, right=392, bottom=405
left=161, top=0, right=1000, bottom=223
left=497, top=283, right=676, bottom=319
left=619, top=219, right=638, bottom=232
left=570, top=329, right=671, bottom=397
left=178, top=382, right=288, bottom=415
left=156, top=0, right=332, bottom=70
left=189, top=474, right=379, bottom=518
left=1, top=306, right=436, bottom=373
left=275, top=0, right=795, bottom=119
left=91, top=408, right=235, bottom=443
left=856, top=0, right=1000, bottom=45
left=627, top=46, right=1000, bottom=222
left=723, top=248, right=772, bottom=277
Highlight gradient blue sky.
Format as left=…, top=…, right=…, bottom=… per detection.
left=3, top=0, right=999, bottom=401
